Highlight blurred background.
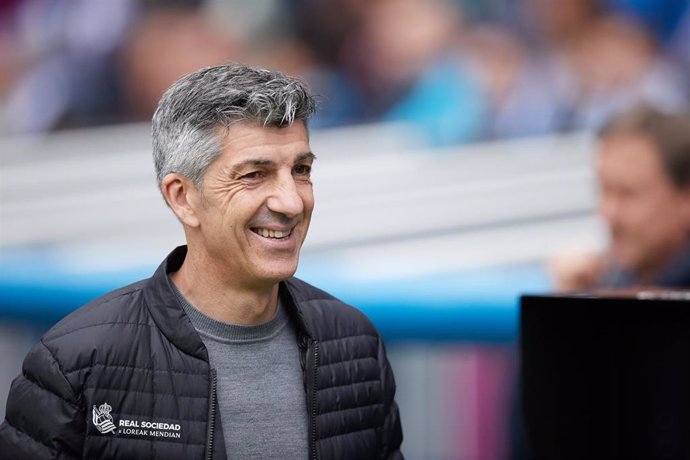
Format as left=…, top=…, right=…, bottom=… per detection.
left=1, top=0, right=689, bottom=459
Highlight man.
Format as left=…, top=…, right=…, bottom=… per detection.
left=0, top=64, right=403, bottom=459
left=552, top=106, right=690, bottom=291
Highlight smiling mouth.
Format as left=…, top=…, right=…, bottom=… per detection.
left=251, top=227, right=292, bottom=240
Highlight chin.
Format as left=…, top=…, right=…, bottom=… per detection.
left=614, top=252, right=641, bottom=274
left=256, top=262, right=299, bottom=284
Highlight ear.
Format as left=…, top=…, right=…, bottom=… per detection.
left=160, top=173, right=201, bottom=228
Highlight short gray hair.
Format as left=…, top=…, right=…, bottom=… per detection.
left=152, top=63, right=316, bottom=190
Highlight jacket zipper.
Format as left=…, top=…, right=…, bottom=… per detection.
left=306, top=340, right=320, bottom=460
left=206, top=368, right=217, bottom=460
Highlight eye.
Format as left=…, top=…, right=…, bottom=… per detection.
left=293, top=164, right=312, bottom=176
left=241, top=171, right=265, bottom=181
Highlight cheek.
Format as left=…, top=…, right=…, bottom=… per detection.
left=635, top=196, right=687, bottom=244
left=304, top=195, right=315, bottom=215
left=300, top=185, right=315, bottom=213
left=626, top=194, right=665, bottom=227
left=227, top=192, right=265, bottom=223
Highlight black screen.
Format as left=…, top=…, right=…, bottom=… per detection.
left=520, top=294, right=690, bottom=460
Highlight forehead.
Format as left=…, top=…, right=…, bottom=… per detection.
left=597, top=134, right=669, bottom=186
left=216, top=121, right=311, bottom=165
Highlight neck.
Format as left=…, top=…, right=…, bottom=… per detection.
left=171, top=248, right=278, bottom=325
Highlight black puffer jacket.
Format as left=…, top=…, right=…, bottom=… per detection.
left=0, top=246, right=403, bottom=459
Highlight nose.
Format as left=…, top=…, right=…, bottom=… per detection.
left=266, top=172, right=304, bottom=219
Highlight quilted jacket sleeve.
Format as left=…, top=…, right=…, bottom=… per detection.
left=0, top=340, right=84, bottom=459
left=378, top=337, right=404, bottom=459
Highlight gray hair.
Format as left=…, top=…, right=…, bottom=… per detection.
left=151, top=63, right=316, bottom=191
left=598, top=105, right=690, bottom=189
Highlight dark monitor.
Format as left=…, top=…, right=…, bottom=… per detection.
left=520, top=293, right=690, bottom=460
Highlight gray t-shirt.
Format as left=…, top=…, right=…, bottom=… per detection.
left=171, top=282, right=309, bottom=459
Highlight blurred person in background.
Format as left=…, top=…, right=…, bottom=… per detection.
left=0, top=0, right=137, bottom=133
left=4, top=0, right=690, bottom=142
left=119, top=5, right=237, bottom=121
left=0, top=0, right=26, bottom=116
left=337, top=0, right=486, bottom=146
left=288, top=0, right=369, bottom=71
left=458, top=23, right=565, bottom=139
left=517, top=0, right=688, bottom=135
left=0, top=63, right=403, bottom=459
left=0, top=0, right=237, bottom=134
left=520, top=0, right=602, bottom=52
left=561, top=14, right=688, bottom=131
left=552, top=106, right=690, bottom=291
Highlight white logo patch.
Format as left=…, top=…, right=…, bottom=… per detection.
left=92, top=403, right=117, bottom=434
left=91, top=401, right=183, bottom=439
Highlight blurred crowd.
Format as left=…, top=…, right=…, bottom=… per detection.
left=1, top=0, right=689, bottom=144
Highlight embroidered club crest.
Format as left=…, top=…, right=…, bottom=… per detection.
left=92, top=403, right=117, bottom=434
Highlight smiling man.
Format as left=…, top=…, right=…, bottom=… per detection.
left=0, top=64, right=403, bottom=459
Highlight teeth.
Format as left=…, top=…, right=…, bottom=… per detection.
left=254, top=228, right=289, bottom=239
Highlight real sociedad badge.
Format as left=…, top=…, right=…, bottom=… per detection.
left=92, top=403, right=117, bottom=434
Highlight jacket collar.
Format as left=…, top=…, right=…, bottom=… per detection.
left=143, top=246, right=313, bottom=360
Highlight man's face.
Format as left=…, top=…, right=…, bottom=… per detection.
left=192, top=121, right=315, bottom=289
left=597, top=134, right=690, bottom=279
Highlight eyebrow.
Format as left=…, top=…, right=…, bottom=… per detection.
left=232, top=152, right=316, bottom=170
left=296, top=152, right=317, bottom=163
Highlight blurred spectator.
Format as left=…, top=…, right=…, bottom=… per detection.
left=1, top=0, right=137, bottom=134
left=0, top=0, right=238, bottom=133
left=552, top=106, right=690, bottom=291
left=516, top=0, right=689, bottom=135
left=119, top=7, right=237, bottom=121
left=520, top=0, right=601, bottom=51
left=337, top=0, right=486, bottom=145
left=288, top=0, right=370, bottom=69
left=458, top=24, right=565, bottom=139
left=2, top=0, right=689, bottom=141
left=0, top=1, right=25, bottom=105
left=561, top=15, right=688, bottom=131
